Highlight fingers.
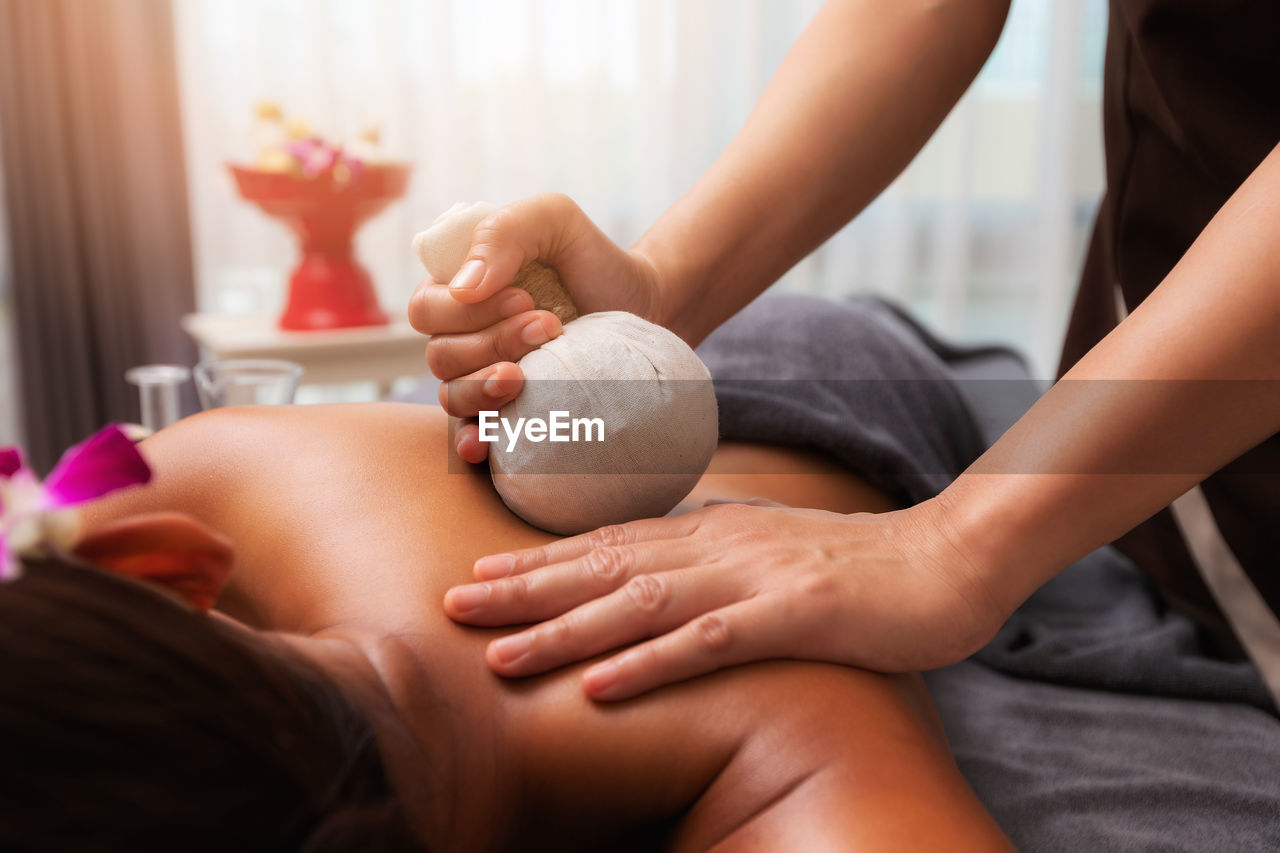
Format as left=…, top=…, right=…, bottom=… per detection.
left=408, top=281, right=535, bottom=336
left=702, top=496, right=789, bottom=509
left=438, top=362, right=524, bottom=419
left=471, top=513, right=703, bottom=581
left=446, top=193, right=587, bottom=304
left=444, top=537, right=703, bottom=627
left=581, top=596, right=786, bottom=701
left=480, top=562, right=743, bottom=678
left=453, top=420, right=489, bottom=464
left=425, top=310, right=562, bottom=386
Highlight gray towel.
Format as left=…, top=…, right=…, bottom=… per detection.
left=697, top=292, right=1280, bottom=851
left=702, top=292, right=988, bottom=506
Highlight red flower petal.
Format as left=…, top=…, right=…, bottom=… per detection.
left=43, top=425, right=151, bottom=508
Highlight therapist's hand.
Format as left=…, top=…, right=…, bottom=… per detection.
left=407, top=193, right=668, bottom=463
left=443, top=498, right=1008, bottom=700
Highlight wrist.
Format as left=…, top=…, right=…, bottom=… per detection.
left=884, top=496, right=1009, bottom=661
left=912, top=485, right=1024, bottom=626
left=922, top=475, right=1068, bottom=621
left=629, top=236, right=706, bottom=346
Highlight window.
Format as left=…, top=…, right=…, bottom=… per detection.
left=175, top=0, right=1108, bottom=378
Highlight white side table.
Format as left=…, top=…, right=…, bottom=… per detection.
left=181, top=314, right=429, bottom=398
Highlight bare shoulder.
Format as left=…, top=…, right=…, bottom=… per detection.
left=86, top=403, right=457, bottom=523
left=148, top=401, right=451, bottom=471
left=667, top=663, right=1012, bottom=852
left=500, top=658, right=1006, bottom=851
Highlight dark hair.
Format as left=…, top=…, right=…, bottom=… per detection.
left=0, top=557, right=423, bottom=852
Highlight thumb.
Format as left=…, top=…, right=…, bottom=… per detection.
left=451, top=193, right=593, bottom=304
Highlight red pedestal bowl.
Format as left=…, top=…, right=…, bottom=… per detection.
left=229, top=163, right=411, bottom=331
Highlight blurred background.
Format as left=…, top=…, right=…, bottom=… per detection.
left=0, top=0, right=1107, bottom=467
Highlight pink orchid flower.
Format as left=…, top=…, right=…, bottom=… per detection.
left=286, top=137, right=338, bottom=179
left=285, top=137, right=322, bottom=162
left=339, top=151, right=364, bottom=175
left=0, top=425, right=151, bottom=580
left=0, top=447, right=20, bottom=479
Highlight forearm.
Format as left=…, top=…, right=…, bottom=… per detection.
left=634, top=0, right=1010, bottom=344
left=942, top=143, right=1280, bottom=616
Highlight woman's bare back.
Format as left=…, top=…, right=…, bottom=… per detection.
left=86, top=403, right=1008, bottom=851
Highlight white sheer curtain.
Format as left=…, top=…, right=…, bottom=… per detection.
left=174, top=0, right=1106, bottom=378
left=0, top=134, right=17, bottom=447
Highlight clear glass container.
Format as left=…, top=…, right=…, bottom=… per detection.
left=194, top=359, right=303, bottom=409
left=124, top=364, right=192, bottom=433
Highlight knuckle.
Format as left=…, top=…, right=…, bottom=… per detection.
left=583, top=546, right=631, bottom=584
left=442, top=383, right=477, bottom=418
left=798, top=571, right=839, bottom=600
left=518, top=546, right=548, bottom=569
left=794, top=574, right=841, bottom=622
left=708, top=501, right=751, bottom=523
left=493, top=319, right=528, bottom=364
left=503, top=574, right=531, bottom=606
left=721, top=524, right=763, bottom=549
left=589, top=524, right=633, bottom=549
left=691, top=613, right=733, bottom=655
left=472, top=208, right=515, bottom=251
left=634, top=641, right=664, bottom=673
left=624, top=573, right=668, bottom=613
left=407, top=287, right=432, bottom=333
left=459, top=298, right=491, bottom=331
left=425, top=339, right=454, bottom=378
left=541, top=614, right=575, bottom=646
left=544, top=192, right=579, bottom=217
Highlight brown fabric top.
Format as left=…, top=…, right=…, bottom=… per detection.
left=1061, top=0, right=1280, bottom=656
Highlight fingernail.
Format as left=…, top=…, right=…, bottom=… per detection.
left=450, top=259, right=485, bottom=293
left=447, top=584, right=491, bottom=613
left=483, top=372, right=506, bottom=398
left=475, top=553, right=516, bottom=579
left=521, top=316, right=554, bottom=346
left=492, top=632, right=532, bottom=664
left=583, top=662, right=619, bottom=695
left=498, top=290, right=530, bottom=318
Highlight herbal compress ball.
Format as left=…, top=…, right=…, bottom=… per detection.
left=413, top=203, right=719, bottom=535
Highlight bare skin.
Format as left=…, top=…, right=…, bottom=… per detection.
left=85, top=403, right=1009, bottom=851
